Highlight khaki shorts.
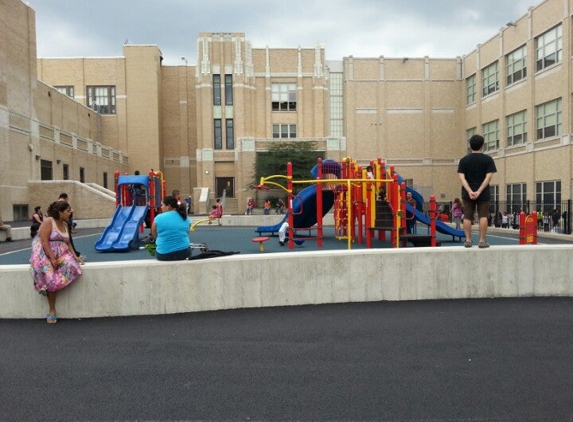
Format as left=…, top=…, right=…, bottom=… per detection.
left=462, top=199, right=490, bottom=220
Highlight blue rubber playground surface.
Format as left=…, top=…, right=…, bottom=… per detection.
left=1, top=220, right=571, bottom=265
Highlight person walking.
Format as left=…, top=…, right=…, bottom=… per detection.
left=457, top=134, right=497, bottom=248
left=452, top=198, right=463, bottom=231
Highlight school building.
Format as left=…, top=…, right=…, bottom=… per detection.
left=1, top=0, right=572, bottom=219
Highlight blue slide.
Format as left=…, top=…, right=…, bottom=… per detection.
left=95, top=205, right=148, bottom=251
left=396, top=172, right=464, bottom=240
left=406, top=203, right=465, bottom=240
left=255, top=185, right=335, bottom=236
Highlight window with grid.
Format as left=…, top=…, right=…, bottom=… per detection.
left=226, top=119, right=234, bottom=149
left=482, top=120, right=499, bottom=152
left=466, top=74, right=476, bottom=105
left=506, top=183, right=527, bottom=213
left=535, top=180, right=561, bottom=213
left=506, top=110, right=527, bottom=147
left=86, top=86, right=116, bottom=114
left=506, top=45, right=527, bottom=85
left=271, top=83, right=297, bottom=111
left=466, top=127, right=476, bottom=154
left=329, top=72, right=344, bottom=137
left=536, top=25, right=562, bottom=72
left=536, top=98, right=562, bottom=140
left=214, top=119, right=222, bottom=149
left=272, top=124, right=297, bottom=138
left=55, top=86, right=74, bottom=98
left=224, top=75, right=233, bottom=105
left=481, top=62, right=499, bottom=97
left=213, top=75, right=221, bottom=106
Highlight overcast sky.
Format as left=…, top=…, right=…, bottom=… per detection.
left=29, top=0, right=535, bottom=66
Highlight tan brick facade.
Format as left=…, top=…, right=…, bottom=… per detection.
left=2, top=0, right=573, bottom=219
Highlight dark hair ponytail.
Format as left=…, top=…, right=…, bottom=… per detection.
left=162, top=196, right=187, bottom=220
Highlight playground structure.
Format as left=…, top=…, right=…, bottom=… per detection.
left=95, top=171, right=166, bottom=252
left=255, top=157, right=464, bottom=250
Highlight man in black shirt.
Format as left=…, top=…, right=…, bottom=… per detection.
left=457, top=135, right=497, bottom=248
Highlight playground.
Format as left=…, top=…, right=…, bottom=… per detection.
left=0, top=154, right=558, bottom=265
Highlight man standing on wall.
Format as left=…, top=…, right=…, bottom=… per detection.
left=457, top=134, right=497, bottom=248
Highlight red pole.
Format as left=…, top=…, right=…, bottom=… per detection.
left=429, top=195, right=437, bottom=246
left=287, top=162, right=294, bottom=250
left=391, top=173, right=399, bottom=247
left=148, top=170, right=156, bottom=227
left=317, top=158, right=323, bottom=247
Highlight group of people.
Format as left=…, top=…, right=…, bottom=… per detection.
left=29, top=189, right=199, bottom=323
left=247, top=198, right=285, bottom=216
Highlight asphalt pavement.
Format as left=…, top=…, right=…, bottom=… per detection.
left=1, top=298, right=572, bottom=421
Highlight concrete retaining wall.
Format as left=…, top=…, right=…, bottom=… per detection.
left=2, top=245, right=572, bottom=319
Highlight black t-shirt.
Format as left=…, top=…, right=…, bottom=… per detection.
left=457, top=152, right=497, bottom=201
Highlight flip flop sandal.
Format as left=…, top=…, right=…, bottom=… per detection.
left=46, top=314, right=58, bottom=324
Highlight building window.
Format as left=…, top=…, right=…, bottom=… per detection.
left=40, top=160, right=53, bottom=181
left=86, top=86, right=116, bottom=114
left=536, top=180, right=561, bottom=213
left=466, top=74, right=476, bottom=105
left=536, top=98, right=562, bottom=140
left=506, top=183, right=527, bottom=214
left=213, top=75, right=221, bottom=106
left=271, top=83, right=297, bottom=111
left=226, top=119, right=234, bottom=149
left=506, top=45, right=527, bottom=85
left=481, top=62, right=499, bottom=97
left=79, top=167, right=85, bottom=183
left=482, top=120, right=499, bottom=152
left=329, top=72, right=344, bottom=137
left=272, top=124, right=297, bottom=139
left=506, top=110, right=527, bottom=147
left=55, top=86, right=74, bottom=98
left=214, top=119, right=222, bottom=149
left=103, top=172, right=108, bottom=189
left=466, top=127, right=476, bottom=154
left=536, top=24, right=562, bottom=72
left=63, top=164, right=69, bottom=180
left=224, top=75, right=233, bottom=106
left=12, top=204, right=29, bottom=222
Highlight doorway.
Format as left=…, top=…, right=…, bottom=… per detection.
left=215, top=177, right=234, bottom=198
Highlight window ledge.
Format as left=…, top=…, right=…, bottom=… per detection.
left=534, top=62, right=562, bottom=80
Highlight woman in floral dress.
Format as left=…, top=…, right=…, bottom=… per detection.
left=30, top=201, right=84, bottom=323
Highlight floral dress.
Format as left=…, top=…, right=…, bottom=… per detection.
left=30, top=217, right=82, bottom=293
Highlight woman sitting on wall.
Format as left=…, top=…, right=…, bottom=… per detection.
left=30, top=201, right=84, bottom=323
left=151, top=195, right=191, bottom=261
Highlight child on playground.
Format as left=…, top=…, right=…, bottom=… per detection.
left=208, top=205, right=218, bottom=224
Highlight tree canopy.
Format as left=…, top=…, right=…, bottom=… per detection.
left=254, top=141, right=322, bottom=192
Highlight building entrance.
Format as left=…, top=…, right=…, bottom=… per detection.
left=216, top=177, right=234, bottom=198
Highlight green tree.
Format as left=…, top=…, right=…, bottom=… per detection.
left=254, top=141, right=321, bottom=192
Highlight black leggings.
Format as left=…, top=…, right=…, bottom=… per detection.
left=155, top=247, right=191, bottom=261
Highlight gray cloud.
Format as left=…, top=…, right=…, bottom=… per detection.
left=29, top=0, right=535, bottom=65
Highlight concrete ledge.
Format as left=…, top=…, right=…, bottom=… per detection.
left=2, top=245, right=572, bottom=319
